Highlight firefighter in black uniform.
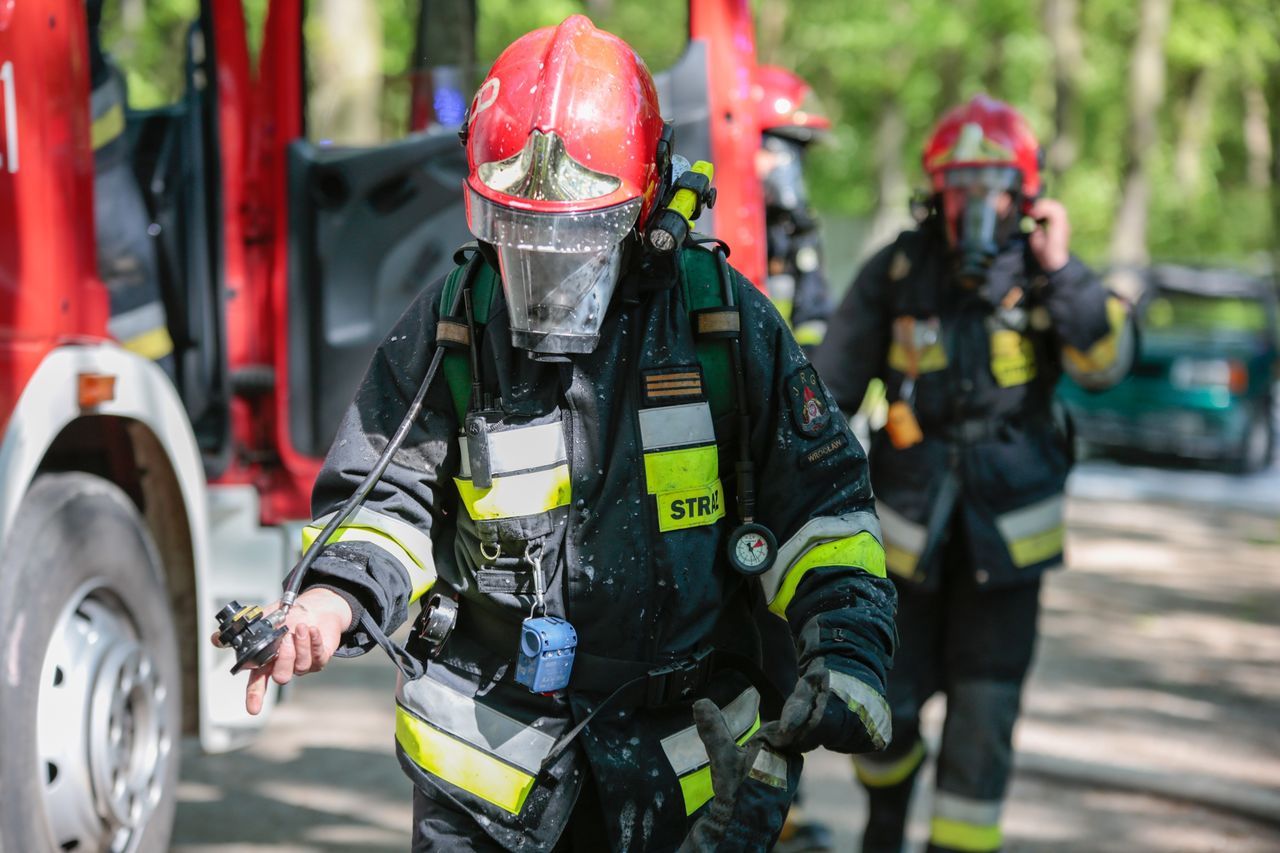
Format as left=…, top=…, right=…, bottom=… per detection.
left=227, top=17, right=896, bottom=852
left=754, top=65, right=834, bottom=356
left=813, top=95, right=1135, bottom=853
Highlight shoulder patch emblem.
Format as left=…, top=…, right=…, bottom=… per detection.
left=788, top=366, right=832, bottom=438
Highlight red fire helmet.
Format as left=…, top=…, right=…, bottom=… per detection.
left=753, top=65, right=831, bottom=143
left=922, top=95, right=1042, bottom=198
left=463, top=15, right=665, bottom=225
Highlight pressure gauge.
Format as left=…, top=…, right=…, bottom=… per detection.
left=727, top=523, right=777, bottom=576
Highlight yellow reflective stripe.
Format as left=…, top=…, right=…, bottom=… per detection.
left=888, top=340, right=948, bottom=374
left=768, top=531, right=886, bottom=618
left=454, top=464, right=572, bottom=521
left=678, top=717, right=760, bottom=815
left=395, top=705, right=535, bottom=815
left=792, top=321, right=826, bottom=347
left=854, top=739, right=927, bottom=787
left=885, top=542, right=921, bottom=579
left=989, top=330, right=1037, bottom=387
left=771, top=296, right=794, bottom=325
left=301, top=524, right=436, bottom=602
left=1007, top=524, right=1064, bottom=567
left=643, top=445, right=719, bottom=494
left=121, top=326, right=174, bottom=360
left=1064, top=296, right=1130, bottom=374
left=92, top=102, right=125, bottom=150
left=656, top=479, right=725, bottom=532
left=929, top=817, right=1002, bottom=852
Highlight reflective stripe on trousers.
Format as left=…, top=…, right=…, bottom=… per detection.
left=994, top=494, right=1064, bottom=568
left=930, top=791, right=1002, bottom=852
left=395, top=673, right=558, bottom=815
left=853, top=738, right=927, bottom=788
left=660, top=687, right=760, bottom=814
left=875, top=500, right=926, bottom=580
left=304, top=507, right=438, bottom=603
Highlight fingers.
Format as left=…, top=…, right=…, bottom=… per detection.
left=272, top=631, right=296, bottom=685
left=246, top=667, right=270, bottom=715
left=210, top=629, right=223, bottom=648
left=691, top=698, right=733, bottom=748
left=309, top=626, right=329, bottom=671
left=292, top=624, right=313, bottom=673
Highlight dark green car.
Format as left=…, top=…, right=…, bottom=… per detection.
left=1059, top=265, right=1278, bottom=473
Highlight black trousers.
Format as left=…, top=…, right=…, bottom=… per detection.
left=856, top=521, right=1042, bottom=853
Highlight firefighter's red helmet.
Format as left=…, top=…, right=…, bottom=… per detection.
left=922, top=95, right=1042, bottom=198
left=461, top=16, right=666, bottom=354
left=753, top=65, right=831, bottom=143
left=463, top=14, right=665, bottom=224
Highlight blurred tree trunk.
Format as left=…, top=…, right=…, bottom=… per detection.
left=1267, top=65, right=1280, bottom=271
left=757, top=1, right=788, bottom=61
left=1173, top=68, right=1215, bottom=190
left=1243, top=81, right=1272, bottom=191
left=865, top=98, right=912, bottom=256
left=1109, top=0, right=1171, bottom=269
left=309, top=0, right=382, bottom=145
left=1044, top=0, right=1082, bottom=184
left=585, top=0, right=614, bottom=17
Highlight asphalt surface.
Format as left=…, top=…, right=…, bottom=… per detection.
left=173, top=475, right=1280, bottom=852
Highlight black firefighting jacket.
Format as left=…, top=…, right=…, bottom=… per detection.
left=767, top=205, right=833, bottom=351
left=813, top=224, right=1134, bottom=591
left=300, top=247, right=896, bottom=852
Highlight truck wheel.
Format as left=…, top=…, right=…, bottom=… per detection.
left=1231, top=404, right=1274, bottom=474
left=0, top=473, right=181, bottom=853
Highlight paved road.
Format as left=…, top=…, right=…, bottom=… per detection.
left=173, top=491, right=1280, bottom=852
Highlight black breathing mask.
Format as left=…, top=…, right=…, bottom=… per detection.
left=939, top=166, right=1024, bottom=285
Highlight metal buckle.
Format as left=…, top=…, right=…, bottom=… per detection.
left=644, top=648, right=713, bottom=708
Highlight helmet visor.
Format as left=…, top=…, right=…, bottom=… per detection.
left=467, top=186, right=641, bottom=253
left=468, top=188, right=641, bottom=353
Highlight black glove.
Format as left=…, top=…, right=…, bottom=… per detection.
left=678, top=699, right=799, bottom=852
left=759, top=660, right=891, bottom=755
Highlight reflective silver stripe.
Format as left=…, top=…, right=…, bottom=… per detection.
left=760, top=511, right=881, bottom=604
left=933, top=791, right=1003, bottom=827
left=638, top=402, right=716, bottom=450
left=994, top=494, right=1064, bottom=544
left=308, top=507, right=437, bottom=597
left=107, top=301, right=168, bottom=341
left=661, top=688, right=759, bottom=777
left=828, top=670, right=892, bottom=749
left=396, top=672, right=555, bottom=775
left=458, top=421, right=567, bottom=479
left=875, top=501, right=925, bottom=555
left=748, top=746, right=788, bottom=789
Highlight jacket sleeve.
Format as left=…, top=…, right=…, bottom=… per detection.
left=1041, top=255, right=1136, bottom=391
left=734, top=268, right=897, bottom=743
left=787, top=218, right=834, bottom=350
left=299, top=276, right=461, bottom=655
left=810, top=243, right=895, bottom=414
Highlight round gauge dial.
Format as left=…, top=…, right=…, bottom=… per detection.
left=726, top=523, right=777, bottom=576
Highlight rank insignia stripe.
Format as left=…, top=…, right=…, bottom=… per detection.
left=642, top=365, right=705, bottom=406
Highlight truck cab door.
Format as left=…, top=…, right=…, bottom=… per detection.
left=260, top=0, right=476, bottom=465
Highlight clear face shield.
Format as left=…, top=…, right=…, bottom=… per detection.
left=939, top=165, right=1023, bottom=283
left=467, top=188, right=641, bottom=354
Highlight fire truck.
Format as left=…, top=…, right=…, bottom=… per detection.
left=0, top=0, right=766, bottom=850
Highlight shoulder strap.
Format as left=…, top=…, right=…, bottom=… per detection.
left=439, top=254, right=499, bottom=421
left=678, top=246, right=736, bottom=421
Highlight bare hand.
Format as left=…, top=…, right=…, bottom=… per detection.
left=1027, top=198, right=1070, bottom=274
left=209, top=587, right=353, bottom=715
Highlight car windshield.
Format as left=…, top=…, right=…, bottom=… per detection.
left=1143, top=292, right=1271, bottom=342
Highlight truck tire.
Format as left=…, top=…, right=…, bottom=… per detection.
left=0, top=472, right=181, bottom=853
left=1231, top=403, right=1274, bottom=474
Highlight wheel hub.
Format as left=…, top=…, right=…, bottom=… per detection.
left=37, top=583, right=171, bottom=853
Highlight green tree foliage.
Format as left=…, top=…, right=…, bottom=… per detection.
left=765, top=0, right=1279, bottom=267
